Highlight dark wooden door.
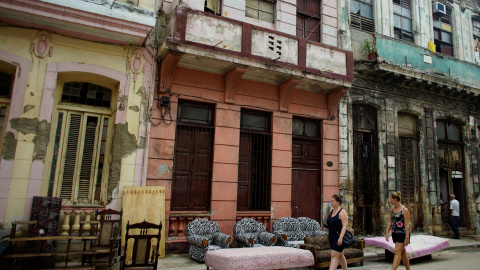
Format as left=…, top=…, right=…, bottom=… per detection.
left=353, top=131, right=380, bottom=234
left=291, top=138, right=321, bottom=220
left=296, top=0, right=321, bottom=42
left=171, top=125, right=213, bottom=211
left=399, top=137, right=422, bottom=230
left=237, top=134, right=253, bottom=211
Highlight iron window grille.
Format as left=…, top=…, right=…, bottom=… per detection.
left=350, top=0, right=374, bottom=33
left=237, top=109, right=272, bottom=211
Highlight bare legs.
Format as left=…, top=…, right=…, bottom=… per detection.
left=330, top=250, right=347, bottom=270
left=391, top=243, right=411, bottom=270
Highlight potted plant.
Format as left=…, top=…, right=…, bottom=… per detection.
left=361, top=39, right=377, bottom=60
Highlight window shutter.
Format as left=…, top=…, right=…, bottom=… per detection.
left=77, top=116, right=99, bottom=200
left=60, top=114, right=82, bottom=200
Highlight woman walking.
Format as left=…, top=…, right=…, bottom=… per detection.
left=326, top=194, right=349, bottom=270
left=385, top=191, right=411, bottom=270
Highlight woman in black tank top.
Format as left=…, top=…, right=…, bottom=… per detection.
left=326, top=194, right=349, bottom=270
left=385, top=191, right=411, bottom=270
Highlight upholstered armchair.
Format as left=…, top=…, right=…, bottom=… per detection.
left=233, top=218, right=277, bottom=248
left=186, top=218, right=233, bottom=262
left=272, top=217, right=326, bottom=248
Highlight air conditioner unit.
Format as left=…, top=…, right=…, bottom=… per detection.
left=433, top=2, right=447, bottom=15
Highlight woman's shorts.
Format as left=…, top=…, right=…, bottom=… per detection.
left=392, top=232, right=410, bottom=243
left=330, top=238, right=345, bottom=252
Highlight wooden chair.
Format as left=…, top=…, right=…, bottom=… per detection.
left=82, top=208, right=122, bottom=268
left=120, top=220, right=162, bottom=270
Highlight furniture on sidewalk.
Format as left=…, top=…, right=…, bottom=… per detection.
left=364, top=235, right=450, bottom=260
left=4, top=221, right=99, bottom=269
left=272, top=217, right=326, bottom=248
left=233, top=218, right=277, bottom=248
left=205, top=246, right=314, bottom=270
left=186, top=218, right=233, bottom=262
left=300, top=234, right=365, bottom=268
left=120, top=220, right=162, bottom=270
left=82, top=208, right=122, bottom=268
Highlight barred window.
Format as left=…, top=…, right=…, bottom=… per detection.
left=351, top=0, right=374, bottom=33
left=393, top=0, right=413, bottom=43
left=473, top=20, right=480, bottom=64
left=246, top=0, right=275, bottom=23
left=237, top=109, right=272, bottom=211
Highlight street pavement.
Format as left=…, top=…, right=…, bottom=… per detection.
left=157, top=236, right=480, bottom=270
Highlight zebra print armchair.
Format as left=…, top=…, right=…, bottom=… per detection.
left=186, top=218, right=233, bottom=262
left=272, top=217, right=326, bottom=248
left=233, top=218, right=277, bottom=248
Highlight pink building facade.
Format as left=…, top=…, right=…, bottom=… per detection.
left=149, top=2, right=353, bottom=250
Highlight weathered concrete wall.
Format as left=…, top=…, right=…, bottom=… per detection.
left=343, top=76, right=480, bottom=234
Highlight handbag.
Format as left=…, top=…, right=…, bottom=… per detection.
left=336, top=229, right=355, bottom=248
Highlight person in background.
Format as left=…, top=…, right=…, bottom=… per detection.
left=385, top=191, right=411, bottom=270
left=326, top=194, right=349, bottom=270
left=449, top=193, right=460, bottom=239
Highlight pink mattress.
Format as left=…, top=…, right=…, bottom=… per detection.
left=364, top=235, right=450, bottom=259
left=205, top=246, right=314, bottom=270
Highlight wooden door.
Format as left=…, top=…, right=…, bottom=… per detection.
left=399, top=137, right=422, bottom=230
left=291, top=139, right=321, bottom=220
left=296, top=0, right=321, bottom=42
left=171, top=125, right=213, bottom=211
left=237, top=134, right=253, bottom=211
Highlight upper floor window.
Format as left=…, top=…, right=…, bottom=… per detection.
left=433, top=5, right=453, bottom=56
left=393, top=0, right=413, bottom=43
left=246, top=0, right=275, bottom=23
left=205, top=0, right=221, bottom=15
left=473, top=20, right=480, bottom=64
left=351, top=0, right=374, bottom=33
left=296, top=0, right=322, bottom=43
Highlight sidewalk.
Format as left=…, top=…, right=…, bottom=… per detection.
left=157, top=236, right=480, bottom=269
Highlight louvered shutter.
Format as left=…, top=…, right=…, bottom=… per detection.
left=77, top=116, right=99, bottom=201
left=60, top=113, right=82, bottom=200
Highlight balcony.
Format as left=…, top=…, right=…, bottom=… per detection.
left=0, top=0, right=156, bottom=45
left=356, top=34, right=480, bottom=101
left=158, top=6, right=353, bottom=95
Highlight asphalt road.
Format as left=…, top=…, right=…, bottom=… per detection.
left=356, top=248, right=480, bottom=270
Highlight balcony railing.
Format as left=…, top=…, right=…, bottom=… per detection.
left=59, top=204, right=104, bottom=236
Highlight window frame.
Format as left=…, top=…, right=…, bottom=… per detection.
left=350, top=0, right=375, bottom=33
left=473, top=19, right=480, bottom=64
left=393, top=0, right=414, bottom=43
left=0, top=69, right=13, bottom=158
left=433, top=6, right=454, bottom=57
left=45, top=75, right=117, bottom=205
left=245, top=0, right=276, bottom=23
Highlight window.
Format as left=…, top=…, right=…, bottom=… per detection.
left=350, top=0, right=374, bottom=33
left=237, top=109, right=272, bottom=211
left=0, top=71, right=12, bottom=157
left=246, top=0, right=275, bottom=23
left=171, top=100, right=215, bottom=211
left=48, top=82, right=114, bottom=204
left=205, top=0, right=221, bottom=15
left=296, top=0, right=322, bottom=43
left=393, top=0, right=413, bottom=42
left=437, top=120, right=462, bottom=142
left=433, top=6, right=453, bottom=56
left=473, top=20, right=480, bottom=64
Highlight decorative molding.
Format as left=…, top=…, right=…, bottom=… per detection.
left=327, top=87, right=348, bottom=119
left=352, top=77, right=479, bottom=114
left=129, top=49, right=145, bottom=83
left=278, top=78, right=301, bottom=111
left=224, top=66, right=247, bottom=103
left=31, top=31, right=52, bottom=58
left=159, top=52, right=182, bottom=93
